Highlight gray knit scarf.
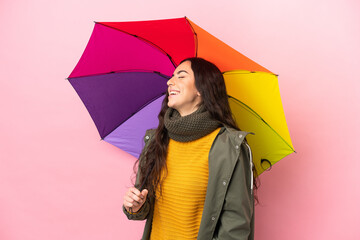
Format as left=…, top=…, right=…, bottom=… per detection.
left=164, top=105, right=221, bottom=142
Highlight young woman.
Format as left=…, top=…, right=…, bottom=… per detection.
left=123, top=57, right=256, bottom=240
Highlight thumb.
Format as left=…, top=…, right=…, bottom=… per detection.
left=141, top=189, right=148, bottom=199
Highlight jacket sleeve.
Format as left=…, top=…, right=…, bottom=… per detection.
left=122, top=130, right=154, bottom=221
left=215, top=141, right=254, bottom=240
left=122, top=198, right=151, bottom=220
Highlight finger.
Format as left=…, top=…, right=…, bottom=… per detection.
left=123, top=201, right=133, bottom=209
left=141, top=189, right=148, bottom=199
left=129, top=192, right=142, bottom=203
left=124, top=197, right=140, bottom=208
left=123, top=198, right=134, bottom=208
left=129, top=187, right=141, bottom=197
left=128, top=188, right=143, bottom=201
left=124, top=195, right=134, bottom=204
left=124, top=195, right=142, bottom=206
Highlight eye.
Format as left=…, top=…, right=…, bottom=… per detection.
left=178, top=76, right=185, bottom=79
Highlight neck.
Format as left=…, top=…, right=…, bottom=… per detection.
left=178, top=105, right=200, bottom=117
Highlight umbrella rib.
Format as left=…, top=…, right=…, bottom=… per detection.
left=228, top=96, right=295, bottom=152
left=102, top=92, right=167, bottom=141
left=222, top=70, right=278, bottom=77
left=184, top=16, right=198, bottom=57
left=96, top=22, right=177, bottom=68
left=67, top=69, right=171, bottom=80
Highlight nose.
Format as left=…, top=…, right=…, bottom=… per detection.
left=167, top=77, right=175, bottom=86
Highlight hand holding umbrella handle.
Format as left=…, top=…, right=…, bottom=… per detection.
left=123, top=187, right=148, bottom=214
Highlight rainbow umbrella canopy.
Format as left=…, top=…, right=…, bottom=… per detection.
left=67, top=17, right=294, bottom=175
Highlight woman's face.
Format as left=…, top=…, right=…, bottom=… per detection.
left=167, top=61, right=202, bottom=116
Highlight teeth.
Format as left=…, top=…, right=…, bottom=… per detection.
left=170, top=91, right=179, bottom=95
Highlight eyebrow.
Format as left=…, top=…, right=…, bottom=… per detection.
left=172, top=70, right=189, bottom=77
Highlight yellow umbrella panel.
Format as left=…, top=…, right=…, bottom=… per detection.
left=224, top=70, right=295, bottom=175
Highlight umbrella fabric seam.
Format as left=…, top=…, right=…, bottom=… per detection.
left=102, top=93, right=166, bottom=140
left=229, top=96, right=295, bottom=152
left=184, top=16, right=198, bottom=58
left=67, top=70, right=171, bottom=80
left=223, top=70, right=278, bottom=77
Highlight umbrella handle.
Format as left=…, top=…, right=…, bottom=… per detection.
left=138, top=162, right=155, bottom=191
left=129, top=163, right=154, bottom=215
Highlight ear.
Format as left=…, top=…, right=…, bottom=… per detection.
left=197, top=91, right=201, bottom=96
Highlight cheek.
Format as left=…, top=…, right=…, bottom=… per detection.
left=185, top=82, right=196, bottom=93
left=191, top=85, right=199, bottom=96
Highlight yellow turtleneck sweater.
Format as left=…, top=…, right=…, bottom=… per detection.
left=150, top=128, right=221, bottom=240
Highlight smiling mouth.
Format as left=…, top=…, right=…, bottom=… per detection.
left=169, top=90, right=180, bottom=96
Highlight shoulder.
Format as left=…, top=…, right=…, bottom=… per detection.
left=217, top=126, right=254, bottom=147
left=143, top=128, right=156, bottom=143
left=210, top=126, right=253, bottom=166
left=214, top=126, right=254, bottom=166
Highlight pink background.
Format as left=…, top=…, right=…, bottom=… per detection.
left=1, top=0, right=359, bottom=239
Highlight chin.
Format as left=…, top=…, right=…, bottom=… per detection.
left=167, top=99, right=178, bottom=108
left=167, top=102, right=174, bottom=108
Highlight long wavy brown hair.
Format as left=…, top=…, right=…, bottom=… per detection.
left=134, top=57, right=258, bottom=201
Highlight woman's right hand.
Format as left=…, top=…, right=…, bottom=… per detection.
left=123, top=187, right=149, bottom=213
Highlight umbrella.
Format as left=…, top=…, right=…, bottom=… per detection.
left=67, top=17, right=294, bottom=175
